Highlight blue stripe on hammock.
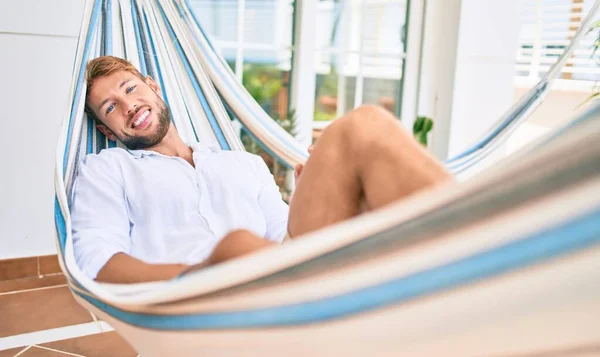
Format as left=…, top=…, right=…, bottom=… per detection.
left=55, top=198, right=68, bottom=251
left=64, top=0, right=103, bottom=172
left=152, top=0, right=200, bottom=143
left=141, top=9, right=172, bottom=117
left=76, top=204, right=600, bottom=330
left=96, top=0, right=111, bottom=151
left=87, top=119, right=94, bottom=154
left=131, top=0, right=147, bottom=76
left=105, top=0, right=117, bottom=148
left=155, top=0, right=229, bottom=149
left=104, top=0, right=112, bottom=54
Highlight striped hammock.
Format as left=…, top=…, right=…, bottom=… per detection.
left=54, top=0, right=600, bottom=356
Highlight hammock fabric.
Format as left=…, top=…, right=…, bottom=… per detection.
left=54, top=0, right=600, bottom=356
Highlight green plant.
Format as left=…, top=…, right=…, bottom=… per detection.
left=583, top=21, right=600, bottom=103
left=242, top=63, right=283, bottom=106
left=413, top=116, right=434, bottom=146
left=591, top=20, right=600, bottom=60
left=314, top=110, right=337, bottom=122
left=318, top=70, right=339, bottom=97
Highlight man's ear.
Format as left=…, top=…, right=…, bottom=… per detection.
left=96, top=123, right=118, bottom=141
left=145, top=76, right=162, bottom=97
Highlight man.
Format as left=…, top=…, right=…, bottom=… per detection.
left=72, top=56, right=452, bottom=284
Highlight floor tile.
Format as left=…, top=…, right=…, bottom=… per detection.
left=0, top=258, right=38, bottom=281
left=38, top=257, right=61, bottom=276
left=16, top=346, right=75, bottom=356
left=0, top=275, right=67, bottom=294
left=41, top=332, right=137, bottom=357
left=0, top=287, right=93, bottom=337
left=0, top=347, right=28, bottom=357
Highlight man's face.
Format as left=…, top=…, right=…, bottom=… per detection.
left=86, top=70, right=171, bottom=150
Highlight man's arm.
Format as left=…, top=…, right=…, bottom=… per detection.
left=95, top=253, right=191, bottom=283
left=98, top=230, right=275, bottom=282
left=73, top=156, right=184, bottom=284
left=72, top=154, right=135, bottom=280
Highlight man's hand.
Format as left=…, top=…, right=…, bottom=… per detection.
left=294, top=145, right=315, bottom=183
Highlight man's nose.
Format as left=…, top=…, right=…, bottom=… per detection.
left=125, top=102, right=138, bottom=116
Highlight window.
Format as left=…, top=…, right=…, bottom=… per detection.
left=508, top=0, right=600, bottom=155
left=515, top=0, right=600, bottom=84
left=313, top=0, right=409, bottom=123
left=189, top=0, right=295, bottom=119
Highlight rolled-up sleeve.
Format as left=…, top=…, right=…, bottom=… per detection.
left=252, top=156, right=289, bottom=243
left=71, top=154, right=131, bottom=279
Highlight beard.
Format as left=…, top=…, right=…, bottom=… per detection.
left=119, top=100, right=171, bottom=150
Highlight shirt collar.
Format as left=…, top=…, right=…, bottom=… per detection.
left=127, top=148, right=157, bottom=159
left=127, top=143, right=220, bottom=159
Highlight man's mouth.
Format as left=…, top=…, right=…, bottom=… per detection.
left=131, top=109, right=151, bottom=129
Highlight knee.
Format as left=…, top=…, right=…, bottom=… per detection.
left=209, top=229, right=252, bottom=264
left=315, top=105, right=401, bottom=159
left=332, top=105, right=399, bottom=138
left=347, top=105, right=396, bottom=124
left=208, top=230, right=272, bottom=265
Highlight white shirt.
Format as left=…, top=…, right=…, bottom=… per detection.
left=71, top=143, right=289, bottom=279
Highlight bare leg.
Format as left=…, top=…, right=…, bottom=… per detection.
left=288, top=105, right=453, bottom=237
left=191, top=106, right=452, bottom=274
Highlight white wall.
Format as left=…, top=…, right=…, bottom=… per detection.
left=418, top=0, right=523, bottom=163
left=447, top=0, right=523, bottom=161
left=417, top=0, right=462, bottom=160
left=0, top=0, right=84, bottom=259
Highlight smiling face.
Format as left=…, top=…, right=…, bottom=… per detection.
left=85, top=58, right=171, bottom=150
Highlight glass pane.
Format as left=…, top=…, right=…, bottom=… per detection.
left=360, top=55, right=403, bottom=79
left=215, top=49, right=237, bottom=69
left=313, top=75, right=357, bottom=120
left=188, top=0, right=238, bottom=42
left=315, top=0, right=346, bottom=52
left=361, top=0, right=408, bottom=55
left=225, top=58, right=236, bottom=73
left=244, top=0, right=295, bottom=48
left=243, top=49, right=292, bottom=71
left=315, top=51, right=359, bottom=120
left=314, top=0, right=408, bottom=122
left=362, top=77, right=401, bottom=113
left=242, top=50, right=293, bottom=120
left=316, top=0, right=408, bottom=53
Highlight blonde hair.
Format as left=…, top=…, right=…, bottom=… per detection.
left=84, top=56, right=145, bottom=121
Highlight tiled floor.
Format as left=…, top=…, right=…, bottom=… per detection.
left=0, top=274, right=138, bottom=357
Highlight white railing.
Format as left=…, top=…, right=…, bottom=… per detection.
left=516, top=0, right=600, bottom=89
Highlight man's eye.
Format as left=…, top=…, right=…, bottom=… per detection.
left=126, top=85, right=136, bottom=94
left=106, top=104, right=115, bottom=114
